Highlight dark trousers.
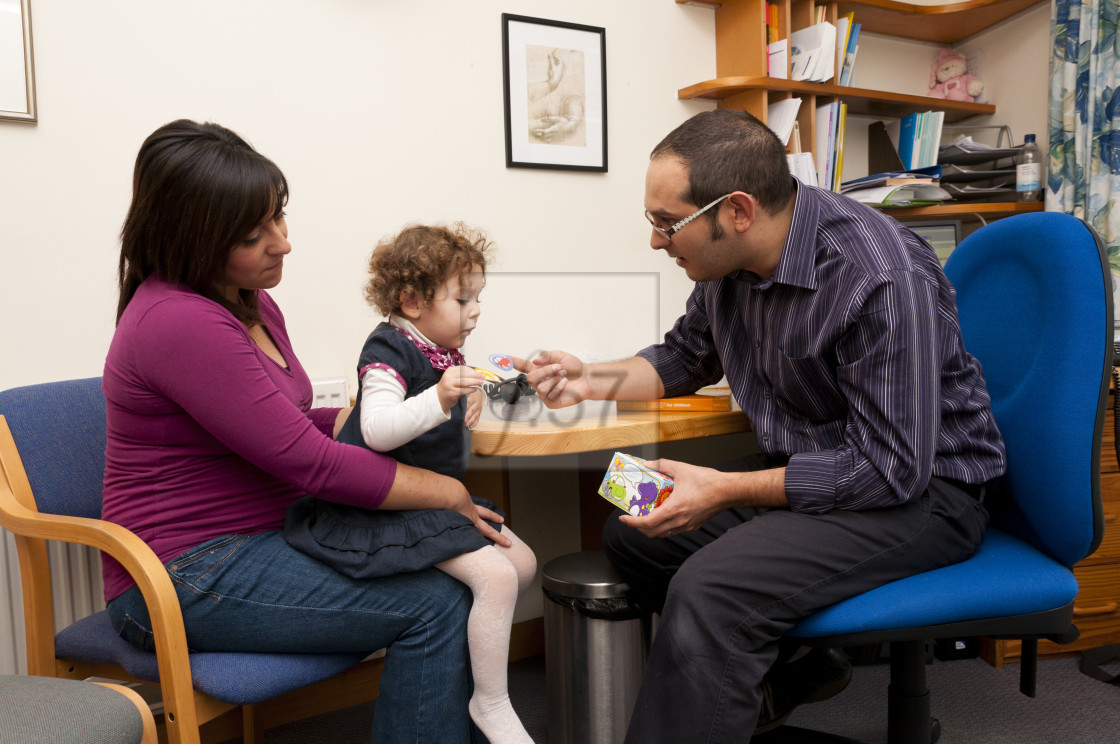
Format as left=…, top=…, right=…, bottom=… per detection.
left=602, top=459, right=989, bottom=743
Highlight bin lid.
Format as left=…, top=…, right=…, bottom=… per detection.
left=542, top=550, right=631, bottom=599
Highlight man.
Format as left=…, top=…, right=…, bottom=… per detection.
left=523, top=109, right=1006, bottom=742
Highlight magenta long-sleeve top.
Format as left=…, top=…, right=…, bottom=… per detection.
left=100, top=277, right=396, bottom=601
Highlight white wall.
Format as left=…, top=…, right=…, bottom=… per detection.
left=0, top=0, right=720, bottom=393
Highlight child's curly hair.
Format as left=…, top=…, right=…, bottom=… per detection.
left=365, top=223, right=494, bottom=316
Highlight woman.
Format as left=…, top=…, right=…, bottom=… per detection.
left=101, top=119, right=504, bottom=742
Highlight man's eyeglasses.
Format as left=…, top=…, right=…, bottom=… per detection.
left=644, top=193, right=734, bottom=240
left=483, top=373, right=537, bottom=405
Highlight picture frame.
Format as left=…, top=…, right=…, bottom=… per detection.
left=0, top=0, right=37, bottom=122
left=502, top=13, right=606, bottom=172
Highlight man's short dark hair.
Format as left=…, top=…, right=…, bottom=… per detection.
left=651, top=109, right=795, bottom=223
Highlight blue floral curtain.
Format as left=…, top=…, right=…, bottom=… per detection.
left=1050, top=0, right=1120, bottom=272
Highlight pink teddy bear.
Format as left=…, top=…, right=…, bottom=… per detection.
left=929, top=48, right=984, bottom=103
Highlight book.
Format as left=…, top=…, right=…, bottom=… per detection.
left=598, top=452, right=674, bottom=516
left=897, top=113, right=918, bottom=170
left=617, top=393, right=733, bottom=412
left=768, top=3, right=779, bottom=44
left=838, top=23, right=860, bottom=86
left=832, top=102, right=848, bottom=191
left=917, top=111, right=944, bottom=169
left=835, top=14, right=851, bottom=84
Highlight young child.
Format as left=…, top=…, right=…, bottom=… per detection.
left=285, top=223, right=537, bottom=744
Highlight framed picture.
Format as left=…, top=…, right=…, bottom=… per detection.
left=502, top=13, right=606, bottom=172
left=0, top=0, right=37, bottom=122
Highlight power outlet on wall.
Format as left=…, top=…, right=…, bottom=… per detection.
left=311, top=378, right=350, bottom=408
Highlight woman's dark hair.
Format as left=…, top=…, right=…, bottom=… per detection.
left=650, top=109, right=794, bottom=236
left=117, top=119, right=288, bottom=324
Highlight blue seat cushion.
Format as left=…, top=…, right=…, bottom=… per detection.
left=791, top=530, right=1079, bottom=638
left=55, top=611, right=372, bottom=706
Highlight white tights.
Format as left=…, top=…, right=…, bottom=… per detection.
left=438, top=528, right=537, bottom=744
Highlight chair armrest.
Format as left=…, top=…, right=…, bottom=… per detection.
left=0, top=416, right=202, bottom=738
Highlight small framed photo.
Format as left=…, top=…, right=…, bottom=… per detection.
left=501, top=13, right=607, bottom=172
left=0, top=0, right=37, bottom=122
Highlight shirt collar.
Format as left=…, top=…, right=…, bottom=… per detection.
left=388, top=314, right=465, bottom=371
left=766, top=179, right=821, bottom=291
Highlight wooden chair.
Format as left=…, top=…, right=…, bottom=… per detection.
left=0, top=378, right=384, bottom=744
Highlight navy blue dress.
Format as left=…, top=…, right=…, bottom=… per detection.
left=284, top=322, right=503, bottom=579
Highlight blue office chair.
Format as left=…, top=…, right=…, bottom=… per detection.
left=769, top=212, right=1113, bottom=744
left=0, top=378, right=381, bottom=744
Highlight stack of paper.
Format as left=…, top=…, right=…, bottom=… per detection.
left=938, top=135, right=1022, bottom=165
left=767, top=98, right=802, bottom=146
left=790, top=22, right=836, bottom=82
left=840, top=165, right=942, bottom=194
left=846, top=183, right=951, bottom=208
left=787, top=152, right=818, bottom=186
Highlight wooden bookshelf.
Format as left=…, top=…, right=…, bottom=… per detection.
left=877, top=200, right=1043, bottom=221
left=675, top=0, right=1037, bottom=218
left=677, top=77, right=995, bottom=123
left=675, top=0, right=1047, bottom=44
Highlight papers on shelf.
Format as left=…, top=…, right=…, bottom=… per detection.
left=767, top=98, right=802, bottom=146
left=939, top=163, right=1016, bottom=183
left=846, top=183, right=951, bottom=207
left=787, top=152, right=818, bottom=186
left=768, top=39, right=788, bottom=79
left=789, top=22, right=836, bottom=82
left=840, top=165, right=941, bottom=193
left=942, top=182, right=1017, bottom=200
left=938, top=135, right=1022, bottom=165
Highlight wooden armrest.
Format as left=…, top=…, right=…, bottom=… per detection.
left=0, top=416, right=202, bottom=738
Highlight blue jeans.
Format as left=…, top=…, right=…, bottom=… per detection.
left=107, top=530, right=481, bottom=744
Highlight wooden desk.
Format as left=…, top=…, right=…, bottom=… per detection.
left=466, top=409, right=752, bottom=549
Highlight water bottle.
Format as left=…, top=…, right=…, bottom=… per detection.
left=1016, top=133, right=1043, bottom=202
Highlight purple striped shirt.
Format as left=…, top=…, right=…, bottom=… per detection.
left=639, top=183, right=1006, bottom=513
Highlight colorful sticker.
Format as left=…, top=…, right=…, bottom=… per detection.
left=598, top=452, right=674, bottom=517
left=488, top=353, right=515, bottom=372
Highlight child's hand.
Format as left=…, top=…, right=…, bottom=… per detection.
left=437, top=366, right=485, bottom=414
left=464, top=387, right=483, bottom=429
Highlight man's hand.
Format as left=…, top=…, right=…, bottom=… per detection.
left=437, top=366, right=485, bottom=414
left=619, top=458, right=788, bottom=537
left=512, top=351, right=591, bottom=408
